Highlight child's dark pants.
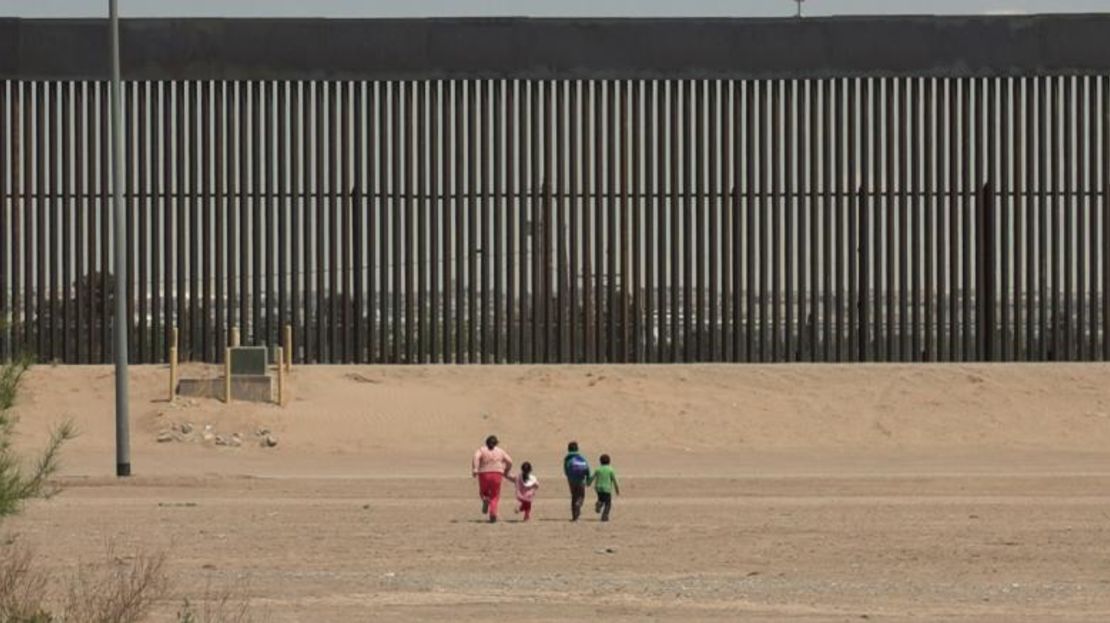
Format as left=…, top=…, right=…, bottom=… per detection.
left=568, top=480, right=586, bottom=521
left=596, top=491, right=612, bottom=521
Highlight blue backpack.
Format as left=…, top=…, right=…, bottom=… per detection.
left=567, top=454, right=590, bottom=481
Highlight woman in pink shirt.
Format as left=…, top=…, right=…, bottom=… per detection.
left=471, top=435, right=512, bottom=523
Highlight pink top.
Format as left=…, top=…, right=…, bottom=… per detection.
left=472, top=446, right=513, bottom=475
left=507, top=473, right=539, bottom=502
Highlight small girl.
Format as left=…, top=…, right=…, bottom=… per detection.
left=505, top=462, right=540, bottom=521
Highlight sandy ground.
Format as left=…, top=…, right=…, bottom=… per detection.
left=5, top=363, right=1110, bottom=621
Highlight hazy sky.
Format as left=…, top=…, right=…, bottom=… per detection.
left=2, top=0, right=1107, bottom=18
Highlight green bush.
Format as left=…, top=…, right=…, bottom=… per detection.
left=1, top=317, right=76, bottom=621
left=0, top=353, right=76, bottom=522
left=0, top=323, right=249, bottom=622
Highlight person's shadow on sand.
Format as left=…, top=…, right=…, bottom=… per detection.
left=452, top=518, right=601, bottom=524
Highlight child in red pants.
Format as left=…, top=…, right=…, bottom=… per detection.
left=506, top=462, right=539, bottom=521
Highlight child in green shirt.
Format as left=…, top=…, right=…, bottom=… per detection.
left=587, top=454, right=620, bottom=522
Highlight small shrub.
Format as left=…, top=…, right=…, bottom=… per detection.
left=59, top=549, right=170, bottom=623
left=0, top=541, right=51, bottom=622
left=0, top=416, right=77, bottom=521
left=0, top=354, right=30, bottom=413
left=0, top=352, right=77, bottom=521
left=176, top=581, right=253, bottom=623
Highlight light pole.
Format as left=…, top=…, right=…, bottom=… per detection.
left=110, top=0, right=131, bottom=477
left=795, top=0, right=805, bottom=18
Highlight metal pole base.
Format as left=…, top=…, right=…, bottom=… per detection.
left=117, top=463, right=131, bottom=477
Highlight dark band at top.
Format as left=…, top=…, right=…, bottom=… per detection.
left=2, top=14, right=1110, bottom=80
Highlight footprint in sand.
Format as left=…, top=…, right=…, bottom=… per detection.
left=345, top=373, right=381, bottom=384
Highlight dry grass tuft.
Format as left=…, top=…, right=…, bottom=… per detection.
left=0, top=541, right=51, bottom=622
left=175, top=579, right=255, bottom=623
left=59, top=548, right=170, bottom=623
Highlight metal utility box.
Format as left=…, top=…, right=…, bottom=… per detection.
left=229, top=346, right=269, bottom=376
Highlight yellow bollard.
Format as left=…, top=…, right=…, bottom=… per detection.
left=276, top=346, right=285, bottom=406
left=168, top=346, right=178, bottom=402
left=168, top=326, right=179, bottom=403
left=224, top=347, right=233, bottom=403
left=284, top=325, right=293, bottom=372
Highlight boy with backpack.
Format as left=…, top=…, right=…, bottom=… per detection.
left=588, top=454, right=620, bottom=522
left=563, top=441, right=590, bottom=521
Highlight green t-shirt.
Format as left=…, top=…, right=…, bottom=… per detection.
left=590, top=465, right=619, bottom=493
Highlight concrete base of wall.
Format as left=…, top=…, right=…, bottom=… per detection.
left=178, top=375, right=274, bottom=403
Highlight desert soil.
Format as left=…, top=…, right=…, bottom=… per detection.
left=6, top=362, right=1110, bottom=621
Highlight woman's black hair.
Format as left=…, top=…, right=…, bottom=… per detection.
left=567, top=441, right=579, bottom=452
left=600, top=454, right=611, bottom=465
left=521, top=461, right=533, bottom=476
left=485, top=435, right=498, bottom=449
